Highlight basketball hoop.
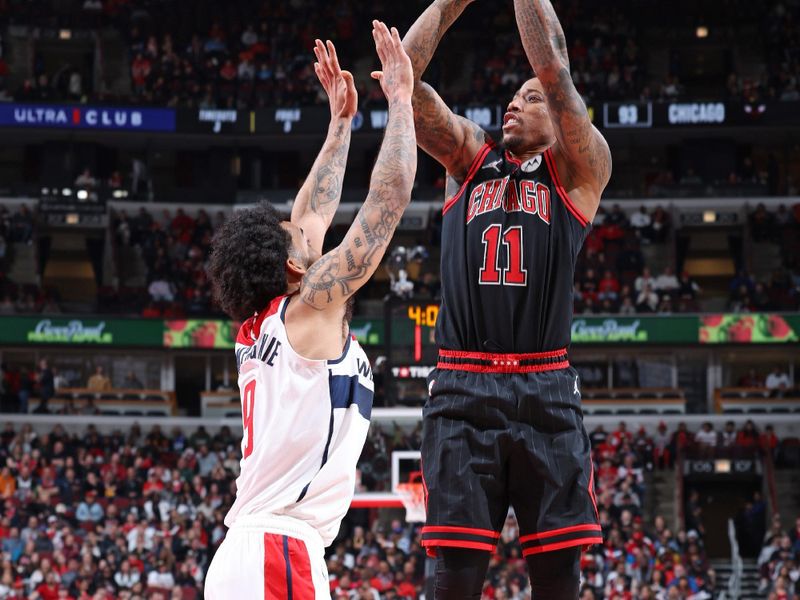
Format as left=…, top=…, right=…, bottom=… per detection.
left=396, top=471, right=426, bottom=522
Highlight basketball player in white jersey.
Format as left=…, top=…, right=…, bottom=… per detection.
left=204, top=22, right=416, bottom=599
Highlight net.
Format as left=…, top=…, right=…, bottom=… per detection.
left=396, top=471, right=426, bottom=522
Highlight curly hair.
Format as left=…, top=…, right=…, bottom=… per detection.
left=207, top=202, right=290, bottom=321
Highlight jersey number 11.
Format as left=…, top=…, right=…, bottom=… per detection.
left=479, top=225, right=528, bottom=286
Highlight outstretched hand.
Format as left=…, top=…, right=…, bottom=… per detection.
left=314, top=39, right=358, bottom=120
left=370, top=21, right=414, bottom=103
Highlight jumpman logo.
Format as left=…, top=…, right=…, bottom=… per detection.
left=574, top=376, right=579, bottom=395
left=481, top=159, right=503, bottom=173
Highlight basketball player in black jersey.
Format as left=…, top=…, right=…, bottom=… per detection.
left=402, top=1, right=611, bottom=598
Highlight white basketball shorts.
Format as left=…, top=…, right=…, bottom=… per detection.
left=205, top=514, right=330, bottom=600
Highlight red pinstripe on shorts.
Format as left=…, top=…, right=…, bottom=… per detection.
left=263, top=533, right=316, bottom=599
left=263, top=533, right=288, bottom=599
left=286, top=537, right=315, bottom=600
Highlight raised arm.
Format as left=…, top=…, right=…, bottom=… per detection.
left=513, top=0, right=611, bottom=203
left=402, top=0, right=490, bottom=182
left=299, top=22, right=417, bottom=311
left=291, top=40, right=357, bottom=255
left=403, top=0, right=473, bottom=79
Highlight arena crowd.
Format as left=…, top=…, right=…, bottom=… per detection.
left=0, top=199, right=796, bottom=321
left=0, top=420, right=796, bottom=598
left=2, top=0, right=798, bottom=109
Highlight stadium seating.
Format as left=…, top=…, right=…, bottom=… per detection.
left=583, top=388, right=686, bottom=415
left=4, top=0, right=796, bottom=111
left=199, top=391, right=239, bottom=419
left=0, top=418, right=796, bottom=598
left=28, top=388, right=176, bottom=416
left=715, top=387, right=800, bottom=415
left=1, top=199, right=795, bottom=318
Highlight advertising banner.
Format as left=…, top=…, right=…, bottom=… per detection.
left=163, top=320, right=238, bottom=349
left=699, top=314, right=799, bottom=344
left=350, top=318, right=384, bottom=346
left=0, top=104, right=176, bottom=132
left=3, top=101, right=799, bottom=136
left=161, top=318, right=384, bottom=349
left=0, top=317, right=162, bottom=346
left=1, top=314, right=797, bottom=349
left=252, top=101, right=800, bottom=134
left=570, top=316, right=698, bottom=344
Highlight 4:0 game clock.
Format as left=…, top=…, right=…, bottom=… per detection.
left=406, top=304, right=439, bottom=328
left=384, top=298, right=441, bottom=405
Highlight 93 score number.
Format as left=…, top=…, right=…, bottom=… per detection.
left=407, top=304, right=439, bottom=327
left=603, top=102, right=652, bottom=128
left=618, top=104, right=639, bottom=125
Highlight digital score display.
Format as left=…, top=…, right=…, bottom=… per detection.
left=384, top=300, right=444, bottom=404
left=603, top=102, right=653, bottom=128
left=403, top=304, right=438, bottom=362
left=407, top=304, right=439, bottom=328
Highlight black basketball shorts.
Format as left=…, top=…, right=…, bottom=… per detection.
left=420, top=348, right=602, bottom=557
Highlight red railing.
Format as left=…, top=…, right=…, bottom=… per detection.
left=763, top=447, right=779, bottom=517
left=675, top=445, right=685, bottom=530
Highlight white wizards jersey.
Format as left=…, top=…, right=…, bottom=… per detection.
left=224, top=294, right=373, bottom=546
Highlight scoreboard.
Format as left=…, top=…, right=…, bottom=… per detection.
left=383, top=298, right=440, bottom=405
left=603, top=102, right=653, bottom=128
left=406, top=303, right=439, bottom=329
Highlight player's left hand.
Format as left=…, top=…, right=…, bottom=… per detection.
left=314, top=39, right=358, bottom=120
left=370, top=21, right=414, bottom=104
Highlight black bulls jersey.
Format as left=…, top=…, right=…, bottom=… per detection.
left=436, top=142, right=591, bottom=354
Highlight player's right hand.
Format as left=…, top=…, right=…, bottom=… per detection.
left=370, top=21, right=414, bottom=103
left=313, top=39, right=358, bottom=120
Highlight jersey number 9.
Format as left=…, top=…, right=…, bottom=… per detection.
left=242, top=379, right=256, bottom=459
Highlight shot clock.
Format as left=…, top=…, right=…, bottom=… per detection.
left=406, top=303, right=439, bottom=328
left=384, top=298, right=440, bottom=405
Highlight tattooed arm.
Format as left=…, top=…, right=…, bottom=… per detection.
left=291, top=118, right=351, bottom=255
left=291, top=40, right=356, bottom=255
left=514, top=0, right=611, bottom=213
left=402, top=0, right=490, bottom=181
left=404, top=0, right=473, bottom=78
left=299, top=22, right=417, bottom=312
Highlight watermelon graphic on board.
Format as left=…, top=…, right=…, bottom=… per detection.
left=699, top=314, right=798, bottom=344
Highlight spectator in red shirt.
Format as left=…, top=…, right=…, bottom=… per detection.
left=141, top=302, right=162, bottom=318
left=35, top=571, right=61, bottom=600
left=130, top=53, right=151, bottom=91
left=99, top=453, right=126, bottom=483
left=141, top=470, right=164, bottom=495
left=219, top=59, right=237, bottom=81
left=670, top=422, right=691, bottom=455
left=596, top=458, right=618, bottom=490
left=369, top=561, right=394, bottom=593
left=170, top=208, right=194, bottom=236
left=760, top=424, right=779, bottom=457
left=332, top=572, right=354, bottom=597
left=738, top=368, right=764, bottom=387
left=611, top=422, right=633, bottom=448
left=395, top=573, right=418, bottom=598
left=582, top=268, right=600, bottom=302
left=736, top=419, right=760, bottom=451
left=598, top=269, right=621, bottom=302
